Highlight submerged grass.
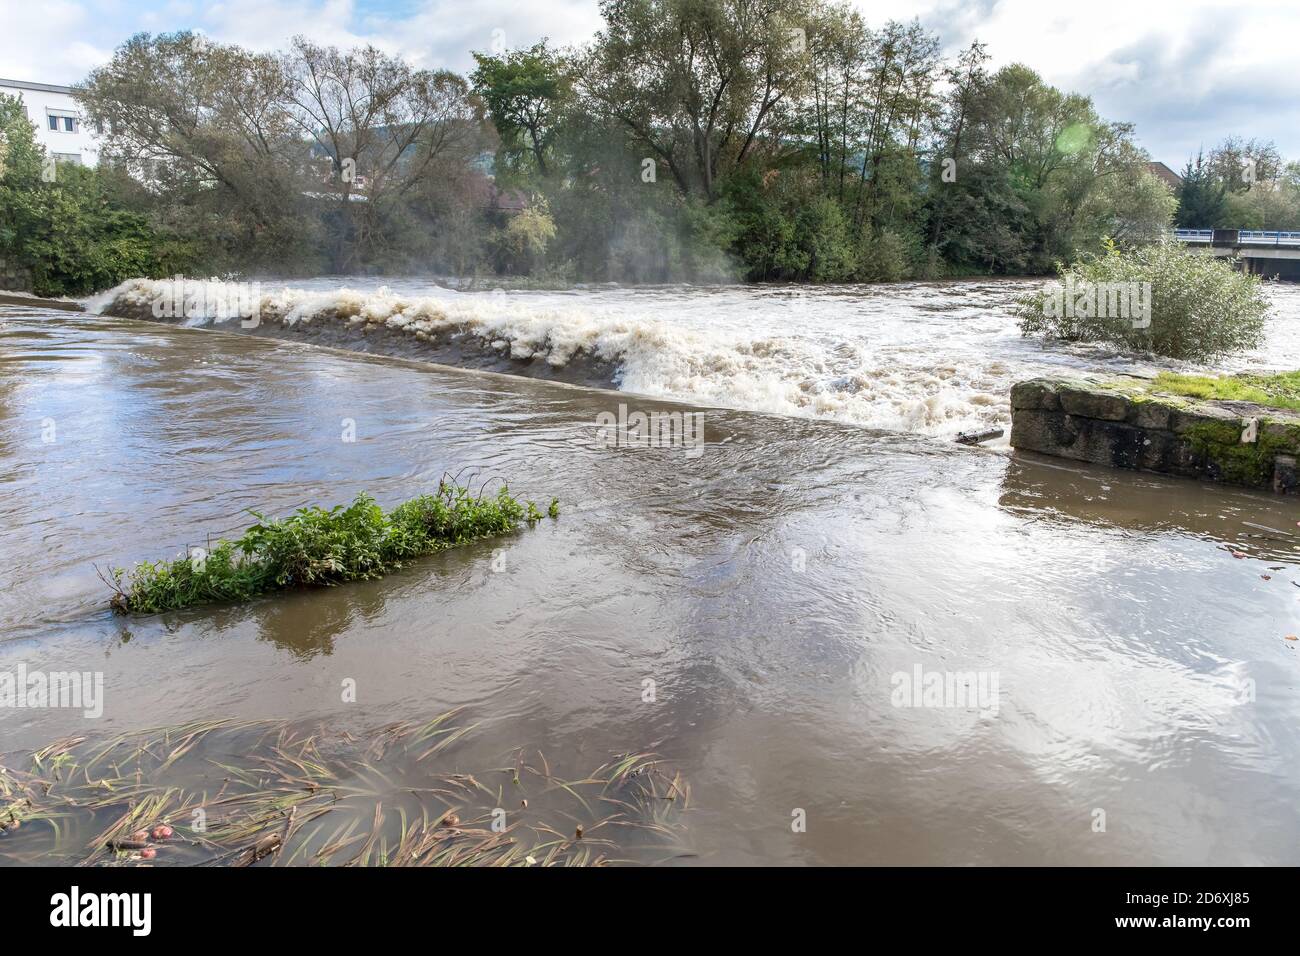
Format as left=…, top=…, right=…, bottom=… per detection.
left=1152, top=370, right=1300, bottom=412
left=104, top=479, right=560, bottom=614
left=0, top=713, right=693, bottom=867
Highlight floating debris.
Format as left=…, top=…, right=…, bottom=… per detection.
left=954, top=427, right=1004, bottom=446
left=0, top=712, right=693, bottom=867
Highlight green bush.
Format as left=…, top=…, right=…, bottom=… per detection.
left=1015, top=239, right=1271, bottom=362
left=106, top=482, right=558, bottom=614
left=0, top=93, right=193, bottom=296
left=721, top=171, right=861, bottom=282
left=19, top=165, right=198, bottom=296
left=792, top=197, right=855, bottom=282
left=855, top=229, right=914, bottom=282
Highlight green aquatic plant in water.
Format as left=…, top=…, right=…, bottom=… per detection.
left=104, top=481, right=559, bottom=614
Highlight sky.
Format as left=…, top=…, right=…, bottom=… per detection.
left=2, top=0, right=1298, bottom=165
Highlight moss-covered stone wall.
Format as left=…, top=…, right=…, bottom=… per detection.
left=1009, top=375, right=1300, bottom=493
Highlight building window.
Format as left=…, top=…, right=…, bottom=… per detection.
left=45, top=110, right=78, bottom=133
left=52, top=152, right=82, bottom=165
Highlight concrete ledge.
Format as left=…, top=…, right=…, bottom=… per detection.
left=0, top=292, right=85, bottom=312
left=1010, top=375, right=1300, bottom=492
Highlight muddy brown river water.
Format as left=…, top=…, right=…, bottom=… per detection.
left=2, top=290, right=1299, bottom=865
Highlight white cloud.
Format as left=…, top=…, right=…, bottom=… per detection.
left=864, top=0, right=1300, bottom=162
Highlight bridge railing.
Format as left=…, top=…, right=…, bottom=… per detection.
left=1174, top=229, right=1300, bottom=246
left=1239, top=230, right=1300, bottom=246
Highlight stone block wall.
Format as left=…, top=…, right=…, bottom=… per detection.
left=1010, top=376, right=1300, bottom=493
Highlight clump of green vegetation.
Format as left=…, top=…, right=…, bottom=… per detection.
left=104, top=480, right=557, bottom=614
left=1016, top=239, right=1271, bottom=362
left=1152, top=370, right=1300, bottom=412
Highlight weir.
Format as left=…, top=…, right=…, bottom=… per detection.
left=0, top=292, right=84, bottom=312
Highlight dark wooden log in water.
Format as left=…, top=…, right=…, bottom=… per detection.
left=954, top=427, right=1004, bottom=445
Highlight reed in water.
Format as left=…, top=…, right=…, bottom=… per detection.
left=0, top=711, right=691, bottom=866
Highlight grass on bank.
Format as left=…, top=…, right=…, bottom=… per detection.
left=1151, top=371, right=1300, bottom=412
left=104, top=480, right=560, bottom=614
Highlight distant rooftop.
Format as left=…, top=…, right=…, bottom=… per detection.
left=1146, top=161, right=1184, bottom=189
left=0, top=78, right=76, bottom=95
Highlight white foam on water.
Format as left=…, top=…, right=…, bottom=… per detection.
left=92, top=276, right=1300, bottom=439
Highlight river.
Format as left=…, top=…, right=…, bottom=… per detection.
left=2, top=279, right=1299, bottom=864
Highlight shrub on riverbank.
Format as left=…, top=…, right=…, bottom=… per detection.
left=1015, top=239, right=1271, bottom=362
left=0, top=94, right=192, bottom=296
left=105, top=482, right=559, bottom=613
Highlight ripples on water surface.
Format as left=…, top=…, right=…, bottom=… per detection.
left=2, top=284, right=1299, bottom=865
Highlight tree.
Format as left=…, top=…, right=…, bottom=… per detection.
left=802, top=2, right=869, bottom=198
left=283, top=37, right=483, bottom=271
left=43, top=6, right=1238, bottom=287
left=584, top=0, right=812, bottom=201
left=78, top=31, right=487, bottom=274
left=78, top=32, right=312, bottom=269
left=1175, top=150, right=1228, bottom=228
left=0, top=94, right=40, bottom=188
left=471, top=42, right=574, bottom=178
left=849, top=20, right=941, bottom=231
left=1075, top=167, right=1176, bottom=246
left=1222, top=160, right=1300, bottom=230
left=496, top=196, right=558, bottom=273
left=926, top=40, right=989, bottom=254
left=1208, top=136, right=1282, bottom=193
left=935, top=64, right=1159, bottom=272
left=1, top=94, right=190, bottom=295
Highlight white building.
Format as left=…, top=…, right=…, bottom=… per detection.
left=0, top=78, right=102, bottom=167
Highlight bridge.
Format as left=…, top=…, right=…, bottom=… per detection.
left=1172, top=229, right=1300, bottom=279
